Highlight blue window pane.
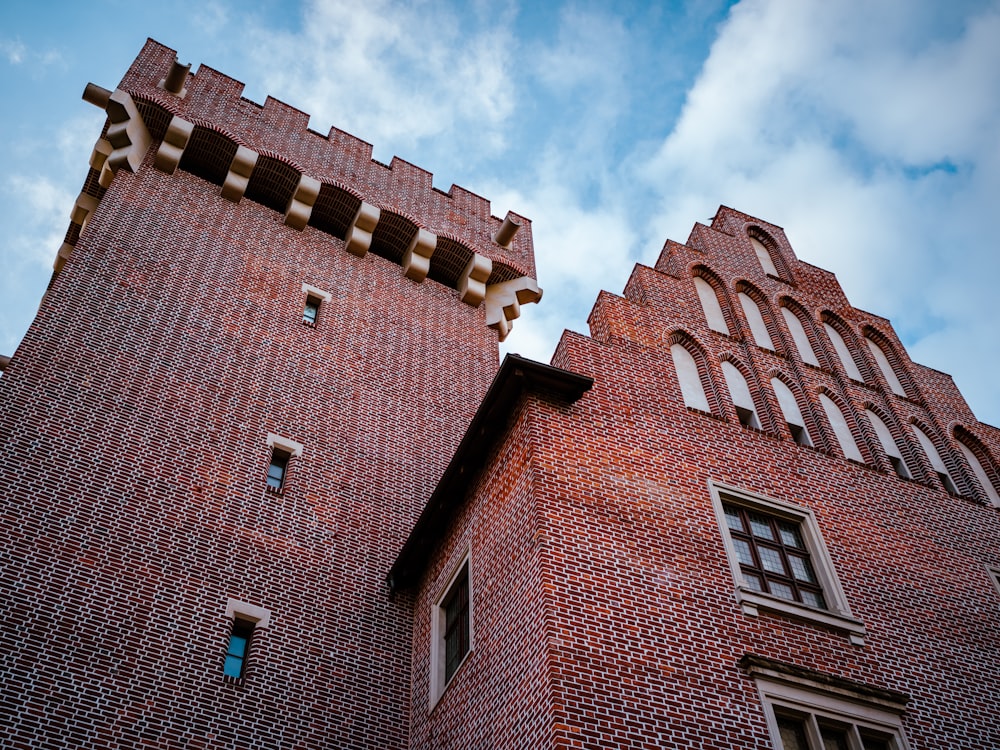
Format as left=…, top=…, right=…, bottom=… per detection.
left=224, top=654, right=244, bottom=678
left=227, top=634, right=247, bottom=658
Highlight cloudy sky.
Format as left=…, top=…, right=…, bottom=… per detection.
left=1, top=0, right=998, bottom=425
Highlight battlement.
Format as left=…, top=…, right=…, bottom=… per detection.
left=59, top=38, right=540, bottom=341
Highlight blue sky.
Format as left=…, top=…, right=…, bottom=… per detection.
left=2, top=0, right=999, bottom=426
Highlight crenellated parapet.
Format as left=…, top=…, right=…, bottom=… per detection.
left=57, top=38, right=540, bottom=341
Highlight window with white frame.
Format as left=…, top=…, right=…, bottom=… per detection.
left=710, top=483, right=866, bottom=644
left=430, top=553, right=472, bottom=706
left=695, top=276, right=731, bottom=335
left=743, top=654, right=911, bottom=750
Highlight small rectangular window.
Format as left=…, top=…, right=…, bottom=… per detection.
left=267, top=448, right=291, bottom=491
left=736, top=406, right=760, bottom=430
left=303, top=295, right=321, bottom=326
left=224, top=618, right=255, bottom=678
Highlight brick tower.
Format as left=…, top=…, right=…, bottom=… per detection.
left=4, top=40, right=1000, bottom=750
left=0, top=40, right=540, bottom=748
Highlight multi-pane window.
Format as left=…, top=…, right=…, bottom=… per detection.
left=224, top=618, right=255, bottom=678
left=775, top=711, right=899, bottom=750
left=712, top=485, right=865, bottom=643
left=442, top=563, right=470, bottom=684
left=724, top=504, right=825, bottom=609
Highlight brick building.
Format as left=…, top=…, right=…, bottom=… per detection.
left=2, top=40, right=999, bottom=749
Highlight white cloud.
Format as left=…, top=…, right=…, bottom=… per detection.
left=241, top=0, right=516, bottom=161
left=639, top=0, right=1000, bottom=425
left=0, top=38, right=26, bottom=64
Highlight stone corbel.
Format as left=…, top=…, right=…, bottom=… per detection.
left=221, top=146, right=258, bottom=203
left=104, top=90, right=151, bottom=176
left=485, top=277, right=543, bottom=341
left=70, top=193, right=99, bottom=230
left=457, top=253, right=492, bottom=307
left=90, top=139, right=114, bottom=188
left=284, top=174, right=321, bottom=230
left=154, top=116, right=194, bottom=174
left=345, top=202, right=380, bottom=257
left=402, top=228, right=436, bottom=282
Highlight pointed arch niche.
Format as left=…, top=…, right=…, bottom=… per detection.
left=737, top=289, right=776, bottom=351
left=912, top=423, right=959, bottom=495
left=779, top=301, right=820, bottom=367
left=954, top=428, right=1000, bottom=506
left=863, top=329, right=911, bottom=398
left=819, top=393, right=864, bottom=462
left=771, top=378, right=812, bottom=446
left=822, top=316, right=865, bottom=382
left=693, top=271, right=732, bottom=335
left=722, top=361, right=762, bottom=430
left=866, top=409, right=912, bottom=479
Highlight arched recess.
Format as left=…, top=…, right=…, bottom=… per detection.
left=778, top=299, right=821, bottom=367
left=245, top=152, right=302, bottom=215
left=821, top=313, right=867, bottom=383
left=370, top=210, right=419, bottom=265
left=864, top=406, right=913, bottom=479
left=747, top=227, right=790, bottom=281
left=736, top=281, right=783, bottom=354
left=692, top=266, right=735, bottom=335
left=911, top=421, right=960, bottom=495
left=818, top=389, right=865, bottom=463
left=666, top=332, right=721, bottom=415
left=309, top=182, right=363, bottom=239
left=721, top=357, right=768, bottom=430
left=178, top=124, right=240, bottom=186
left=770, top=375, right=813, bottom=446
left=954, top=427, right=1000, bottom=506
left=862, top=327, right=915, bottom=400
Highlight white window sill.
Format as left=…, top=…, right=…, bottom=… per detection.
left=736, top=587, right=867, bottom=646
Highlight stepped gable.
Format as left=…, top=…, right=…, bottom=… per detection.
left=117, top=39, right=535, bottom=281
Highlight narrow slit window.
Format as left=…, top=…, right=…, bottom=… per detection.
left=750, top=236, right=779, bottom=277
left=739, top=292, right=775, bottom=350
left=819, top=394, right=863, bottom=462
left=224, top=618, right=255, bottom=678
left=431, top=555, right=473, bottom=705
left=303, top=295, right=321, bottom=325
left=958, top=440, right=1000, bottom=506
left=866, top=337, right=906, bottom=396
left=267, top=448, right=291, bottom=491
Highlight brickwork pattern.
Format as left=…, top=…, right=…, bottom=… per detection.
left=0, top=122, right=506, bottom=747
left=410, top=206, right=1000, bottom=748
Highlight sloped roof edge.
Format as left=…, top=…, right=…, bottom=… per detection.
left=388, top=354, right=593, bottom=593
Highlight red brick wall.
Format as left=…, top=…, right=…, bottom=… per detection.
left=409, top=207, right=1000, bottom=748
left=0, top=125, right=503, bottom=747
